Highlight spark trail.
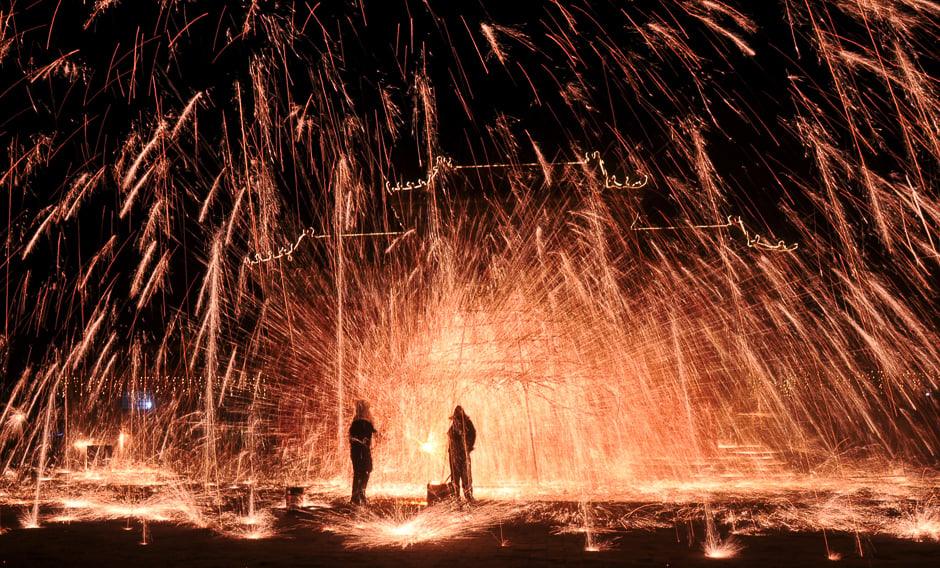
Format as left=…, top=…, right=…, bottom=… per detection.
left=0, top=0, right=939, bottom=545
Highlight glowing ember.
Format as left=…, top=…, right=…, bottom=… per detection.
left=893, top=507, right=940, bottom=542
left=418, top=434, right=438, bottom=455
left=321, top=502, right=524, bottom=549
left=703, top=536, right=743, bottom=559
left=19, top=513, right=40, bottom=530
left=219, top=509, right=278, bottom=540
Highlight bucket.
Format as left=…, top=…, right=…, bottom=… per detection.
left=426, top=482, right=456, bottom=504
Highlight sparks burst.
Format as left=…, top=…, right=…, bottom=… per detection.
left=1, top=0, right=939, bottom=550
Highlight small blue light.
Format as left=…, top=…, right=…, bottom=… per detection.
left=121, top=391, right=156, bottom=412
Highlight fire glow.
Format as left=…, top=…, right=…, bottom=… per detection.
left=321, top=502, right=524, bottom=549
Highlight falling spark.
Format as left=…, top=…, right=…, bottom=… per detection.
left=122, top=122, right=167, bottom=191
left=171, top=93, right=204, bottom=140
left=2, top=0, right=940, bottom=552
left=130, top=241, right=158, bottom=298
left=703, top=535, right=743, bottom=559
left=893, top=507, right=940, bottom=542
left=322, top=502, right=524, bottom=549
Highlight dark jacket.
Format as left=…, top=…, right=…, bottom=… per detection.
left=349, top=419, right=376, bottom=471
left=447, top=415, right=476, bottom=459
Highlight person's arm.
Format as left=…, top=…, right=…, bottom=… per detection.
left=467, top=421, right=476, bottom=451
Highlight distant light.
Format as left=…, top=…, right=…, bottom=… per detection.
left=121, top=391, right=156, bottom=412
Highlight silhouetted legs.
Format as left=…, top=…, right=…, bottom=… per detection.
left=449, top=453, right=473, bottom=502
left=351, top=467, right=370, bottom=506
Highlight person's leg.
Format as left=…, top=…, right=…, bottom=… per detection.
left=452, top=457, right=470, bottom=500
left=360, top=469, right=371, bottom=505
left=351, top=469, right=361, bottom=504
left=352, top=468, right=368, bottom=505
left=449, top=452, right=461, bottom=497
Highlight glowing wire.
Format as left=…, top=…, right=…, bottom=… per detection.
left=384, top=156, right=455, bottom=193
left=248, top=152, right=648, bottom=266
left=586, top=151, right=649, bottom=189
left=385, top=150, right=648, bottom=193
left=243, top=230, right=405, bottom=266
left=631, top=215, right=799, bottom=252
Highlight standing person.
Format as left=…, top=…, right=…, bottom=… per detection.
left=349, top=400, right=377, bottom=506
left=447, top=405, right=476, bottom=503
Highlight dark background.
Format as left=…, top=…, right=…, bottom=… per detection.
left=1, top=1, right=938, bottom=388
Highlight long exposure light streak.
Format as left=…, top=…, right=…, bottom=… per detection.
left=1, top=0, right=939, bottom=556
left=244, top=230, right=407, bottom=266
left=386, top=151, right=649, bottom=194
left=631, top=215, right=799, bottom=252
left=321, top=501, right=524, bottom=549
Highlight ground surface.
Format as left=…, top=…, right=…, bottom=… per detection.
left=2, top=502, right=940, bottom=568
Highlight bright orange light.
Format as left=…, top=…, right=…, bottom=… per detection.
left=703, top=538, right=743, bottom=559
left=418, top=433, right=437, bottom=455
left=389, top=520, right=419, bottom=536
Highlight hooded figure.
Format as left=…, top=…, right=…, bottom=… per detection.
left=349, top=400, right=377, bottom=505
left=447, top=405, right=476, bottom=502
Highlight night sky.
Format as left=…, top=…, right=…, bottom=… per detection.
left=2, top=1, right=939, bottom=385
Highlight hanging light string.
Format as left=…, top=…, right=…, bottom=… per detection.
left=384, top=151, right=649, bottom=193
left=631, top=215, right=798, bottom=252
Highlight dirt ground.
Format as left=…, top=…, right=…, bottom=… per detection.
left=1, top=503, right=939, bottom=567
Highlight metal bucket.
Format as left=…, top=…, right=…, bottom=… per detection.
left=426, top=482, right=456, bottom=504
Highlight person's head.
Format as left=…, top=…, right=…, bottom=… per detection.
left=354, top=400, right=372, bottom=422
left=451, top=405, right=465, bottom=420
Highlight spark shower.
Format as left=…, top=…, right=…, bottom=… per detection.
left=1, top=0, right=940, bottom=532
